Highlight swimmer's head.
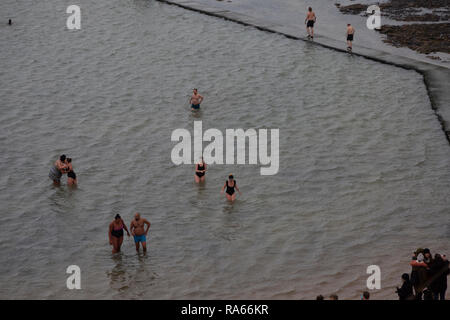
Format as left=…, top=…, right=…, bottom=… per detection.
left=228, top=174, right=234, bottom=180
left=134, top=212, right=140, bottom=220
left=347, top=23, right=351, bottom=26
left=193, top=88, right=197, bottom=93
left=60, top=154, right=66, bottom=162
left=115, top=214, right=121, bottom=220
left=67, top=158, right=72, bottom=163
left=308, top=7, right=312, bottom=12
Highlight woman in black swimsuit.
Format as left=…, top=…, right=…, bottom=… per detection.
left=66, top=158, right=77, bottom=186
left=195, top=157, right=207, bottom=183
left=220, top=174, right=241, bottom=202
left=108, top=214, right=130, bottom=254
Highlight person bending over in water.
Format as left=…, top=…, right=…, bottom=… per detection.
left=130, top=213, right=151, bottom=253
left=221, top=174, right=241, bottom=202
left=305, top=7, right=316, bottom=39
left=346, top=24, right=355, bottom=52
left=190, top=88, right=204, bottom=111
left=195, top=157, right=207, bottom=183
left=109, top=214, right=130, bottom=254
left=66, top=158, right=77, bottom=186
left=49, top=154, right=69, bottom=185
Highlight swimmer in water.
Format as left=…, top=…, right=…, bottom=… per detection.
left=220, top=174, right=241, bottom=202
left=109, top=214, right=130, bottom=254
left=195, top=157, right=207, bottom=183
left=305, top=7, right=316, bottom=39
left=346, top=24, right=355, bottom=52
left=49, top=154, right=69, bottom=185
left=190, top=88, right=204, bottom=111
left=66, top=158, right=77, bottom=186
left=130, top=213, right=151, bottom=253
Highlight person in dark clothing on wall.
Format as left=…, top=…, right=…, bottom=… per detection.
left=429, top=254, right=449, bottom=300
left=410, top=248, right=429, bottom=300
left=396, top=273, right=414, bottom=300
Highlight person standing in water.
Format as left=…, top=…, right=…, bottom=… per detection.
left=190, top=88, right=204, bottom=111
left=108, top=214, right=130, bottom=254
left=49, top=154, right=69, bottom=185
left=66, top=158, right=77, bottom=186
left=195, top=157, right=207, bottom=183
left=346, top=24, right=355, bottom=52
left=130, top=213, right=151, bottom=253
left=220, top=174, right=241, bottom=202
left=305, top=7, right=316, bottom=39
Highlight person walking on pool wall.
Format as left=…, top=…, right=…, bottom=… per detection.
left=130, top=213, right=151, bottom=253
left=346, top=23, right=355, bottom=52
left=190, top=88, right=204, bottom=110
left=305, top=7, right=316, bottom=39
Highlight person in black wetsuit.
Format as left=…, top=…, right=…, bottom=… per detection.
left=220, top=174, right=241, bottom=202
left=396, top=273, right=414, bottom=300
left=194, top=157, right=207, bottom=183
left=108, top=214, right=130, bottom=254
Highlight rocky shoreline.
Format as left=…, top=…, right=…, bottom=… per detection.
left=336, top=0, right=450, bottom=56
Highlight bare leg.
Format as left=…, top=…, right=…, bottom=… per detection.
left=112, top=237, right=119, bottom=254
left=142, top=242, right=147, bottom=253
left=117, top=236, right=124, bottom=252
left=200, top=176, right=205, bottom=183
left=135, top=242, right=140, bottom=252
left=231, top=193, right=236, bottom=201
left=194, top=174, right=200, bottom=183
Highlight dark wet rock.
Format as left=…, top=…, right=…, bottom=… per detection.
left=337, top=4, right=368, bottom=15
left=378, top=23, right=450, bottom=54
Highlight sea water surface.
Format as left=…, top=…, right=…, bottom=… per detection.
left=0, top=0, right=449, bottom=299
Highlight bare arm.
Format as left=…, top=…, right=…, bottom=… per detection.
left=235, top=183, right=242, bottom=195
left=199, top=95, right=204, bottom=104
left=108, top=223, right=113, bottom=244
left=144, top=219, right=151, bottom=234
left=220, top=182, right=226, bottom=194
left=130, top=221, right=135, bottom=236
left=122, top=219, right=130, bottom=236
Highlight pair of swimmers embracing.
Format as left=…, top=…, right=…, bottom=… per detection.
left=49, top=154, right=77, bottom=186
left=195, top=158, right=242, bottom=201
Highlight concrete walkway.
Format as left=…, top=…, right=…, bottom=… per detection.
left=156, top=0, right=450, bottom=143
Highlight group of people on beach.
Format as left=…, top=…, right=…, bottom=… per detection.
left=49, top=154, right=77, bottom=186
left=304, top=7, right=355, bottom=53
left=314, top=248, right=449, bottom=300
left=397, top=248, right=449, bottom=300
